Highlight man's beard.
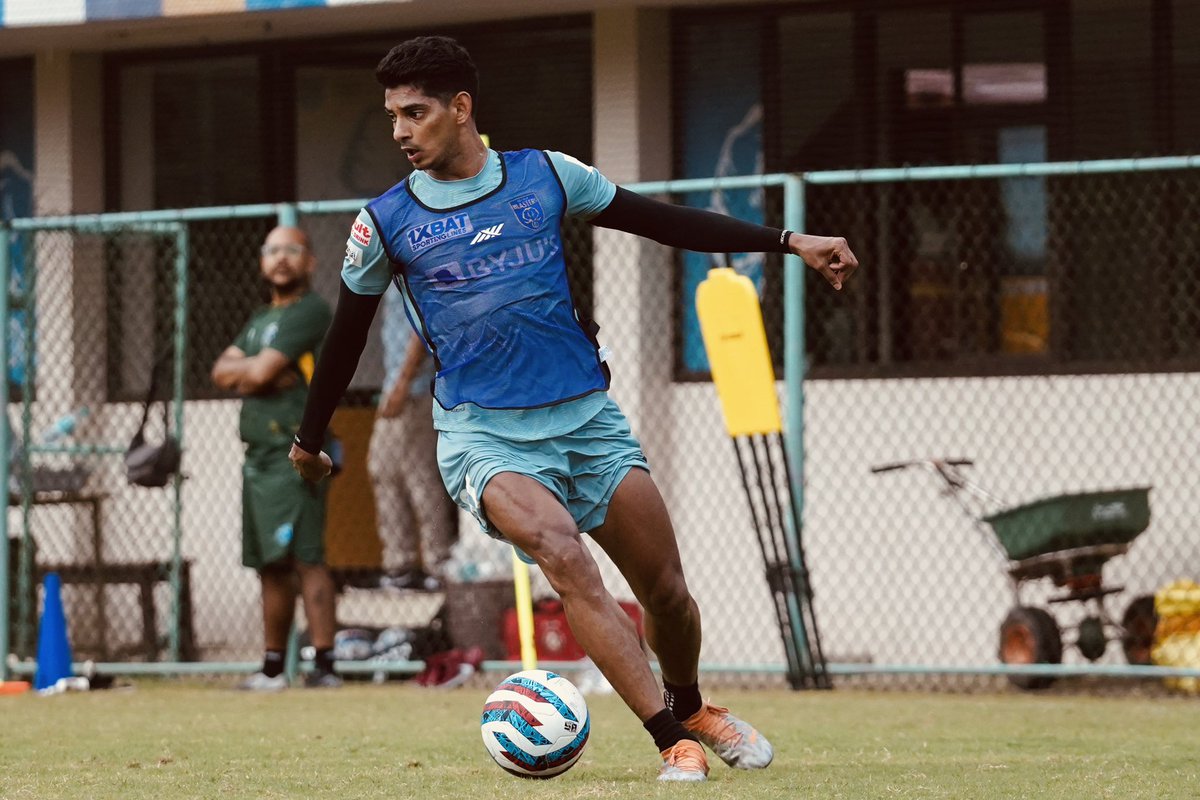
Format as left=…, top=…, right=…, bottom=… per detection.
left=273, top=276, right=306, bottom=296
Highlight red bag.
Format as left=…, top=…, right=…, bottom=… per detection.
left=502, top=598, right=644, bottom=661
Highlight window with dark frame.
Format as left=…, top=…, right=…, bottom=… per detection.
left=672, top=0, right=1199, bottom=380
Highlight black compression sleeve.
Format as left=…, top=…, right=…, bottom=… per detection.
left=294, top=279, right=383, bottom=454
left=589, top=187, right=792, bottom=254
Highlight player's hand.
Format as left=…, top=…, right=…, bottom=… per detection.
left=789, top=233, right=859, bottom=291
left=290, top=443, right=333, bottom=483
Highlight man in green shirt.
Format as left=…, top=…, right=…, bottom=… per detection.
left=212, top=225, right=339, bottom=689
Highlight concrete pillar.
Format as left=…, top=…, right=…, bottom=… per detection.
left=592, top=7, right=672, bottom=185
left=31, top=50, right=107, bottom=404
left=30, top=52, right=108, bottom=577
left=591, top=8, right=675, bottom=479
left=34, top=51, right=104, bottom=217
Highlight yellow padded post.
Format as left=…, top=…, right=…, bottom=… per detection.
left=695, top=268, right=783, bottom=436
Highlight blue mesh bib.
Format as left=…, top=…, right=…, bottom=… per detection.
left=367, top=150, right=608, bottom=410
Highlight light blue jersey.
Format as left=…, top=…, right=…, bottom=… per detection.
left=342, top=150, right=616, bottom=440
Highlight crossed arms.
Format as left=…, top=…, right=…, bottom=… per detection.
left=211, top=347, right=297, bottom=396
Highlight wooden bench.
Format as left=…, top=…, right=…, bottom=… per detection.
left=8, top=490, right=196, bottom=662
left=37, top=559, right=197, bottom=662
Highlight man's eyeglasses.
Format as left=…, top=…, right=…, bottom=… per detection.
left=260, top=244, right=307, bottom=257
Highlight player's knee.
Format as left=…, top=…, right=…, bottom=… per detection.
left=538, top=535, right=588, bottom=577
left=642, top=571, right=694, bottom=620
left=536, top=535, right=602, bottom=598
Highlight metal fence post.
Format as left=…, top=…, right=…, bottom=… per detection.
left=276, top=204, right=298, bottom=228
left=783, top=174, right=807, bottom=528
left=277, top=202, right=302, bottom=682
left=169, top=222, right=189, bottom=662
left=0, top=224, right=10, bottom=681
left=16, top=233, right=36, bottom=659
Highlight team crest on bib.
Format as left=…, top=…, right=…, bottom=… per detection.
left=509, top=194, right=545, bottom=231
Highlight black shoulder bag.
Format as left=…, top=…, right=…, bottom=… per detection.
left=124, top=352, right=182, bottom=488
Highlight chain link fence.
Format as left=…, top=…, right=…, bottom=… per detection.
left=796, top=160, right=1200, bottom=691
left=4, top=160, right=1200, bottom=693
left=3, top=220, right=192, bottom=667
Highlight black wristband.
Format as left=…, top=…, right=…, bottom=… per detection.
left=293, top=433, right=323, bottom=456
left=778, top=229, right=794, bottom=253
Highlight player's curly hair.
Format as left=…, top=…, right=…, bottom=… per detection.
left=375, top=36, right=479, bottom=113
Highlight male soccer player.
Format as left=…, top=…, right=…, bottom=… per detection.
left=291, top=36, right=857, bottom=780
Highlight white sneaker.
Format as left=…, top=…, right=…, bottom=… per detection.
left=238, top=672, right=288, bottom=692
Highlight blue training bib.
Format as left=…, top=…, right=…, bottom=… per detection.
left=367, top=150, right=608, bottom=411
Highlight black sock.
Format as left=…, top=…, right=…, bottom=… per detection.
left=663, top=680, right=703, bottom=722
left=314, top=647, right=336, bottom=675
left=643, top=708, right=697, bottom=752
left=262, top=650, right=285, bottom=678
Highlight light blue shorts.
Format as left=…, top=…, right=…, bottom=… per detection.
left=437, top=397, right=649, bottom=539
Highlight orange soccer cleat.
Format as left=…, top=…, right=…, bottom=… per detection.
left=682, top=702, right=774, bottom=769
left=657, top=739, right=709, bottom=782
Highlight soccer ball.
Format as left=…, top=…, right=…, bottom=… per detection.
left=480, top=669, right=590, bottom=778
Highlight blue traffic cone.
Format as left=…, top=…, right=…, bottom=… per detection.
left=34, top=573, right=73, bottom=691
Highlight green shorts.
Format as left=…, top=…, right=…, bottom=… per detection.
left=437, top=397, right=649, bottom=539
left=242, top=449, right=328, bottom=570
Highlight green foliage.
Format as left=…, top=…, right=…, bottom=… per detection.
left=1, top=682, right=1196, bottom=799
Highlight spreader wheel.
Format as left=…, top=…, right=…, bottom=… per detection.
left=1120, top=594, right=1158, bottom=666
left=998, top=606, right=1062, bottom=690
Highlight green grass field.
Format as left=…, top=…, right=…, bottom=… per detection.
left=2, top=680, right=1196, bottom=799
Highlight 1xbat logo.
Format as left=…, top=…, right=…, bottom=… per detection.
left=407, top=213, right=475, bottom=253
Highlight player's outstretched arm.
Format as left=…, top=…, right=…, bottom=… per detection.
left=589, top=187, right=858, bottom=290
left=290, top=279, right=382, bottom=482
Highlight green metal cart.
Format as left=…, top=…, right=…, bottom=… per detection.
left=872, top=458, right=1156, bottom=689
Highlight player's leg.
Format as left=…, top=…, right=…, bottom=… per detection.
left=291, top=472, right=340, bottom=687
left=296, top=562, right=336, bottom=648
left=591, top=465, right=773, bottom=769
left=240, top=459, right=289, bottom=690
left=590, top=467, right=701, bottom=684
left=556, top=399, right=704, bottom=687
left=260, top=562, right=296, bottom=653
left=296, top=561, right=341, bottom=687
left=241, top=561, right=295, bottom=691
left=483, top=472, right=663, bottom=718
left=402, top=395, right=456, bottom=582
left=440, top=426, right=706, bottom=781
left=368, top=415, right=421, bottom=580
left=482, top=471, right=708, bottom=781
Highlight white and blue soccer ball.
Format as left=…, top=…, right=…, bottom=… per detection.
left=480, top=669, right=590, bottom=778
